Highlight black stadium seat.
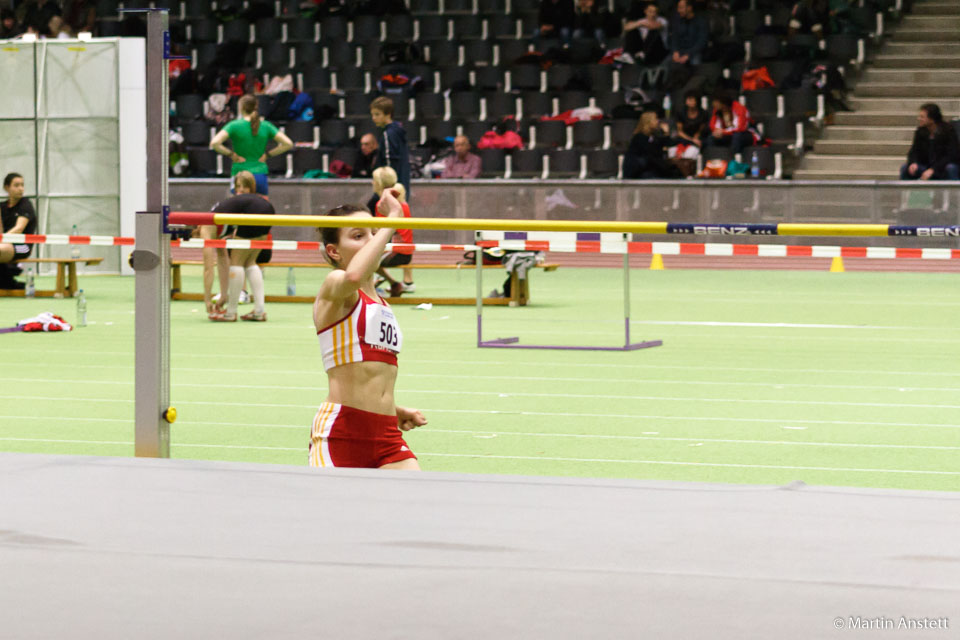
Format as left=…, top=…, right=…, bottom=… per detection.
left=547, top=149, right=580, bottom=177
left=510, top=148, right=543, bottom=177
left=479, top=148, right=506, bottom=178
left=293, top=148, right=323, bottom=175
left=587, top=149, right=619, bottom=178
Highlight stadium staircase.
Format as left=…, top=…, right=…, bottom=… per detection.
left=793, top=0, right=960, bottom=181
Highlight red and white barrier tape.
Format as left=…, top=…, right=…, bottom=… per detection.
left=479, top=240, right=960, bottom=260
left=170, top=240, right=475, bottom=252
left=4, top=233, right=959, bottom=260
left=0, top=233, right=134, bottom=246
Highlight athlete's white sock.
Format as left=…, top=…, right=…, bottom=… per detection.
left=245, top=265, right=265, bottom=314
left=227, top=266, right=244, bottom=317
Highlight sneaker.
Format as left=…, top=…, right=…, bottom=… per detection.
left=241, top=310, right=267, bottom=322
left=390, top=282, right=404, bottom=297
left=488, top=289, right=504, bottom=298
left=239, top=290, right=251, bottom=304
left=374, top=276, right=386, bottom=288
left=208, top=310, right=237, bottom=322
left=400, top=282, right=416, bottom=293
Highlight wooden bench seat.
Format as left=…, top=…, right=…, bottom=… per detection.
left=170, top=260, right=558, bottom=306
left=0, top=257, right=104, bottom=298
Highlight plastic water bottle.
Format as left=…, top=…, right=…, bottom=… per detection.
left=286, top=267, right=296, bottom=296
left=76, top=289, right=87, bottom=327
left=70, top=224, right=80, bottom=259
left=663, top=94, right=672, bottom=119
left=25, top=268, right=35, bottom=298
left=750, top=151, right=761, bottom=179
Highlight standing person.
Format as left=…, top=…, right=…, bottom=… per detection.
left=900, top=103, right=960, bottom=181
left=351, top=133, right=379, bottom=179
left=370, top=96, right=411, bottom=197
left=209, top=94, right=294, bottom=196
left=371, top=167, right=415, bottom=296
left=311, top=189, right=426, bottom=469
left=0, top=173, right=37, bottom=290
left=440, top=135, right=482, bottom=179
left=207, top=171, right=274, bottom=322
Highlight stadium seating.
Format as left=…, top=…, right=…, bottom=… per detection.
left=154, top=0, right=896, bottom=179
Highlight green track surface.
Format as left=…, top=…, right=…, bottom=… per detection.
left=2, top=266, right=958, bottom=492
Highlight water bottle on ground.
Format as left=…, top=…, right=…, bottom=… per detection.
left=25, top=268, right=35, bottom=298
left=286, top=267, right=296, bottom=296
left=750, top=151, right=761, bottom=179
left=71, top=224, right=80, bottom=259
left=77, top=289, right=87, bottom=327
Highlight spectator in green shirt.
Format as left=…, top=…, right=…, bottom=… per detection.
left=209, top=94, right=293, bottom=195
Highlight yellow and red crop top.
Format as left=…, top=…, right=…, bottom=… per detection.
left=317, top=289, right=402, bottom=371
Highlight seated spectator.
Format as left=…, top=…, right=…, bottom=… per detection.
left=440, top=136, right=482, bottom=179
left=0, top=173, right=37, bottom=290
left=573, top=0, right=608, bottom=46
left=21, top=0, right=61, bottom=35
left=666, top=0, right=708, bottom=90
left=352, top=133, right=379, bottom=179
left=670, top=91, right=708, bottom=155
left=623, top=110, right=683, bottom=179
left=0, top=9, right=23, bottom=38
left=789, top=0, right=828, bottom=39
left=706, top=94, right=758, bottom=155
left=900, top=103, right=960, bottom=182
left=623, top=2, right=669, bottom=68
left=536, top=0, right=575, bottom=47
left=48, top=15, right=73, bottom=38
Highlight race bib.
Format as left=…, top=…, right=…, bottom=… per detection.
left=364, top=303, right=402, bottom=353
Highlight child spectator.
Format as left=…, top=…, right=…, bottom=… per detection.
left=370, top=96, right=411, bottom=196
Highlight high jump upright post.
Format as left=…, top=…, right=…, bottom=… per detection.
left=133, top=9, right=172, bottom=457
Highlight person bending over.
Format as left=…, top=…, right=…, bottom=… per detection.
left=311, top=189, right=426, bottom=469
left=208, top=171, right=274, bottom=322
left=0, top=173, right=37, bottom=290
left=900, top=103, right=960, bottom=181
left=370, top=166, right=415, bottom=296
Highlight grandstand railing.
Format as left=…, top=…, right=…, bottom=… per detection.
left=170, top=178, right=960, bottom=248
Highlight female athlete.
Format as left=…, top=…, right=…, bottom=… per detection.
left=310, top=189, right=426, bottom=469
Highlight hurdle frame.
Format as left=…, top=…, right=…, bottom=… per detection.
left=474, top=232, right=664, bottom=352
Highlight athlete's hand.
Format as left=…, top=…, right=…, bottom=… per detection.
left=231, top=152, right=246, bottom=163
left=379, top=189, right=403, bottom=218
left=397, top=406, right=426, bottom=431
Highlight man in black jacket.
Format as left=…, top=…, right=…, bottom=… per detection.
left=900, top=103, right=960, bottom=181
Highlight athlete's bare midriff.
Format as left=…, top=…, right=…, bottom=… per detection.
left=325, top=361, right=397, bottom=416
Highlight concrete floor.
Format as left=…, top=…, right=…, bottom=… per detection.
left=1, top=452, right=957, bottom=639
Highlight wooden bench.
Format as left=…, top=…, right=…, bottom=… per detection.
left=0, top=257, right=104, bottom=298
left=170, top=260, right=559, bottom=306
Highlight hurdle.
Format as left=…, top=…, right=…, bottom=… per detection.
left=473, top=231, right=663, bottom=351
